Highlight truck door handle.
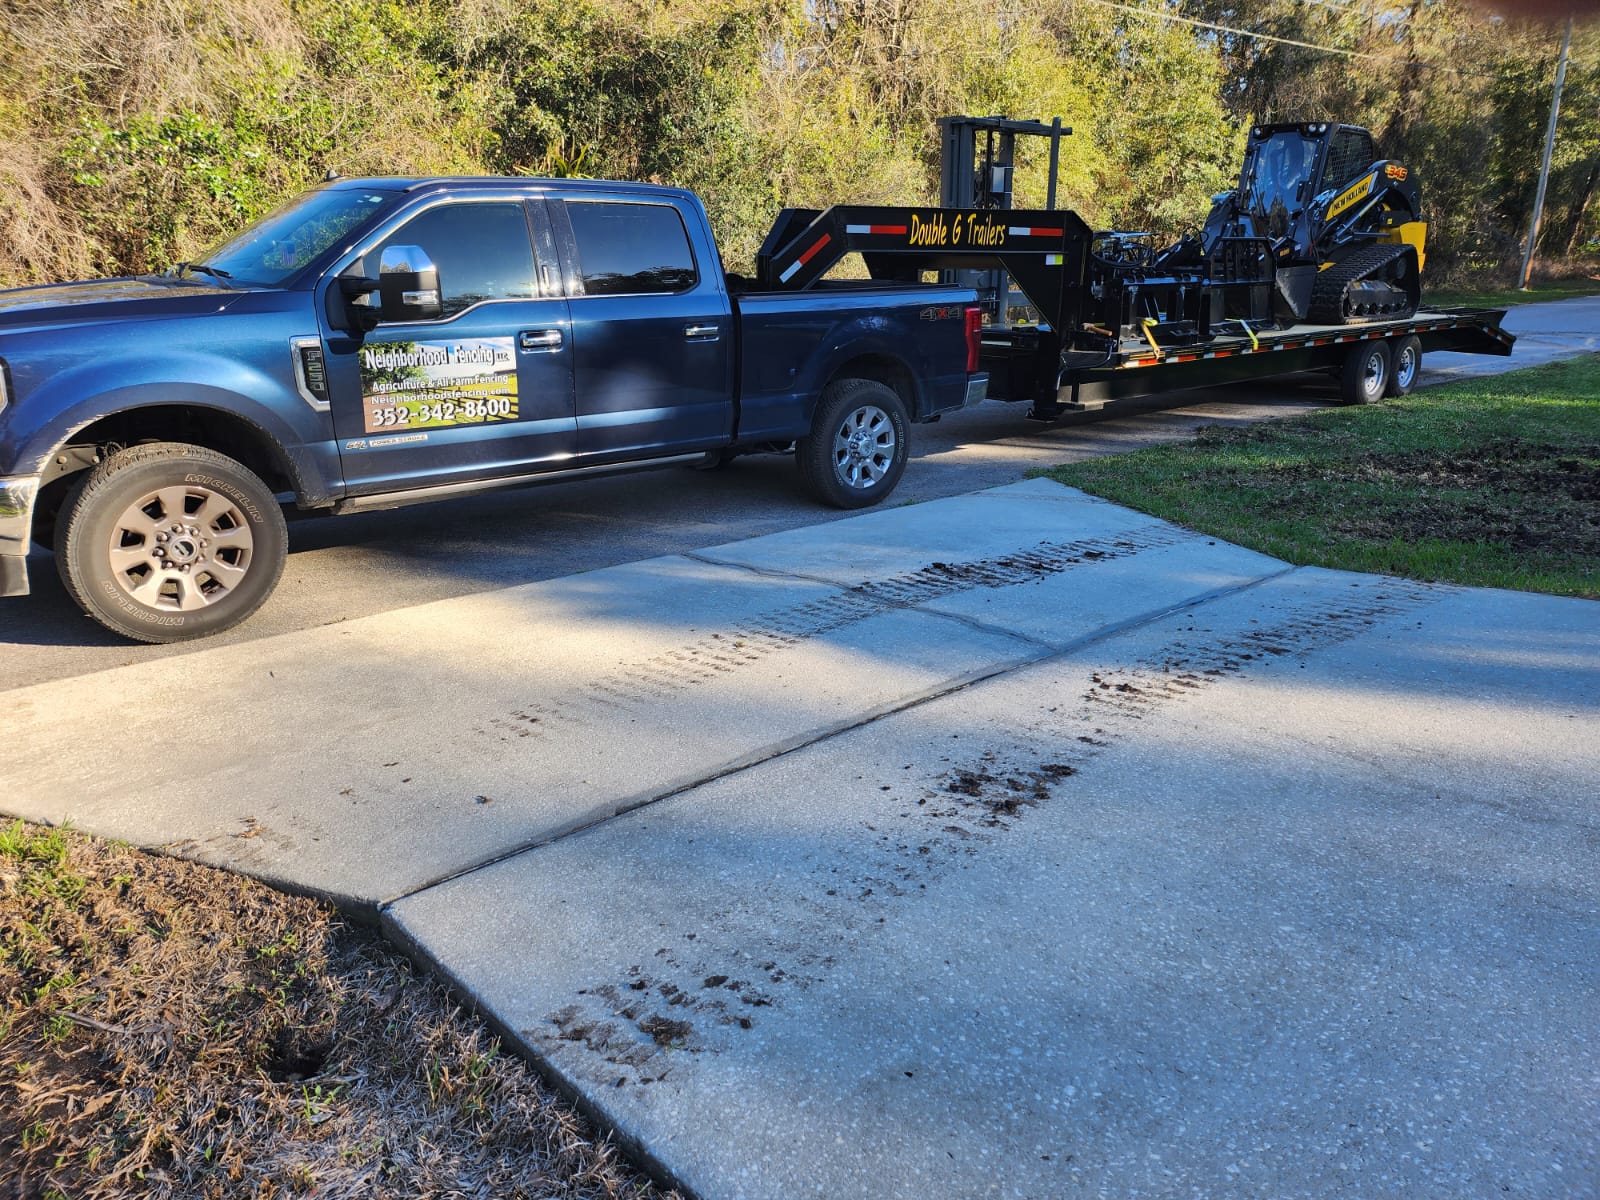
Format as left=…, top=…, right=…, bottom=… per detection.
left=520, top=329, right=564, bottom=351
left=684, top=324, right=720, bottom=341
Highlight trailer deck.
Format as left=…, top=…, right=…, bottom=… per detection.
left=1040, top=308, right=1515, bottom=412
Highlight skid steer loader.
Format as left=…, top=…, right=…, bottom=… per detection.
left=1154, top=121, right=1427, bottom=326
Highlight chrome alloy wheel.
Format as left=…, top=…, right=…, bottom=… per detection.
left=107, top=484, right=255, bottom=611
left=832, top=403, right=897, bottom=490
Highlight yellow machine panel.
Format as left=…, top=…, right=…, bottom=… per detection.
left=1381, top=220, right=1428, bottom=272
left=1327, top=175, right=1376, bottom=221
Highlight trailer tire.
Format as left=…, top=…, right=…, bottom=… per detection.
left=54, top=442, right=288, bottom=644
left=1338, top=340, right=1392, bottom=405
left=1385, top=335, right=1421, bottom=397
left=796, top=378, right=909, bottom=509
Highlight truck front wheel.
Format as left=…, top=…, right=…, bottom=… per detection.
left=796, top=379, right=909, bottom=509
left=54, top=442, right=288, bottom=643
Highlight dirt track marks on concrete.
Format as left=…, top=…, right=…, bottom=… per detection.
left=532, top=576, right=1445, bottom=1090
left=475, top=527, right=1186, bottom=746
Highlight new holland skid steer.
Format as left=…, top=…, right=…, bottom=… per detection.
left=757, top=114, right=1511, bottom=418
left=1154, top=120, right=1428, bottom=326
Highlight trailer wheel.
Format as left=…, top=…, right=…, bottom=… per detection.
left=1338, top=340, right=1392, bottom=405
left=796, top=378, right=909, bottom=508
left=1385, top=336, right=1421, bottom=397
left=54, top=442, right=288, bottom=643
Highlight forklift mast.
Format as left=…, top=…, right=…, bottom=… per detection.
left=936, top=116, right=1068, bottom=321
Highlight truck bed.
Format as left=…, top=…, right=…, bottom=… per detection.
left=731, top=281, right=982, bottom=442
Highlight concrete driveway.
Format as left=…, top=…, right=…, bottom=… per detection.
left=3, top=474, right=1595, bottom=1198
left=2, top=297, right=1595, bottom=1198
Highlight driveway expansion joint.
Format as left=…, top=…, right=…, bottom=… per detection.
left=681, top=548, right=832, bottom=584
left=907, top=605, right=1058, bottom=652
left=380, top=562, right=1300, bottom=912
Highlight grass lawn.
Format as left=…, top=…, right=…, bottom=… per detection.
left=0, top=820, right=675, bottom=1200
left=1424, top=276, right=1600, bottom=310
left=1040, top=355, right=1600, bottom=599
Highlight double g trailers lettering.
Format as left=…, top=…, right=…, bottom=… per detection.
left=908, top=211, right=1009, bottom=247
left=897, top=212, right=1066, bottom=249
left=756, top=204, right=1086, bottom=292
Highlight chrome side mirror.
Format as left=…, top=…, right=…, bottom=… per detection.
left=378, top=245, right=442, bottom=322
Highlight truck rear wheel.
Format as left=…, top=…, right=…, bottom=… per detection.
left=796, top=378, right=909, bottom=509
left=1338, top=340, right=1391, bottom=406
left=54, top=442, right=288, bottom=643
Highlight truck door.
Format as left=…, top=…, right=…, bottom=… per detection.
left=324, top=197, right=577, bottom=496
left=548, top=197, right=733, bottom=460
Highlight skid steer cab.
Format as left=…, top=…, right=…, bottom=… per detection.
left=1233, top=122, right=1425, bottom=323
left=1199, top=121, right=1426, bottom=326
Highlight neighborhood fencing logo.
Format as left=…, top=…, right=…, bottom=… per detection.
left=359, top=337, right=518, bottom=435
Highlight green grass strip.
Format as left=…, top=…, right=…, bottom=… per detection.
left=1039, top=355, right=1600, bottom=598
left=1423, top=279, right=1600, bottom=310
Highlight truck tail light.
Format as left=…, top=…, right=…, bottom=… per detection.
left=965, top=306, right=982, bottom=374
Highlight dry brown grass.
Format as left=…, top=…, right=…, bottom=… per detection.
left=0, top=820, right=678, bottom=1200
left=0, top=136, right=95, bottom=287
left=0, top=0, right=306, bottom=284
left=3, top=0, right=305, bottom=119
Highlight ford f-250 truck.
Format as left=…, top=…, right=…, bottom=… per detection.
left=0, top=177, right=987, bottom=642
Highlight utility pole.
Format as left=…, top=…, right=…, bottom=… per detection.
left=1520, top=15, right=1574, bottom=290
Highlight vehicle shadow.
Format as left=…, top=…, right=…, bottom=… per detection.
left=2, top=554, right=132, bottom=648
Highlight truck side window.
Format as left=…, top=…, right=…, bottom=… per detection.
left=362, top=202, right=537, bottom=320
left=565, top=202, right=698, bottom=296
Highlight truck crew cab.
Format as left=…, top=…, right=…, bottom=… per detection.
left=0, top=178, right=987, bottom=642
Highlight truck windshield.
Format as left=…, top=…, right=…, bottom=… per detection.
left=1242, top=132, right=1321, bottom=225
left=181, top=187, right=400, bottom=287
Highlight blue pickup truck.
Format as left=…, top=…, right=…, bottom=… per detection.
left=0, top=177, right=986, bottom=641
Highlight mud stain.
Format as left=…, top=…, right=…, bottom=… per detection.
left=538, top=580, right=1443, bottom=1088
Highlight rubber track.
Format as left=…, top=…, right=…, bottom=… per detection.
left=1307, top=242, right=1417, bottom=325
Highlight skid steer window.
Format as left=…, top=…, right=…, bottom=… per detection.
left=1244, top=132, right=1321, bottom=226
left=1323, top=128, right=1377, bottom=192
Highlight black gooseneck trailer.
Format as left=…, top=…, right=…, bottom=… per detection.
left=755, top=116, right=1516, bottom=417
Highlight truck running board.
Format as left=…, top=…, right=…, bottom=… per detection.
left=334, top=453, right=710, bottom=514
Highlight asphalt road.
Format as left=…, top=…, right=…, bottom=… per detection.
left=3, top=295, right=1592, bottom=690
